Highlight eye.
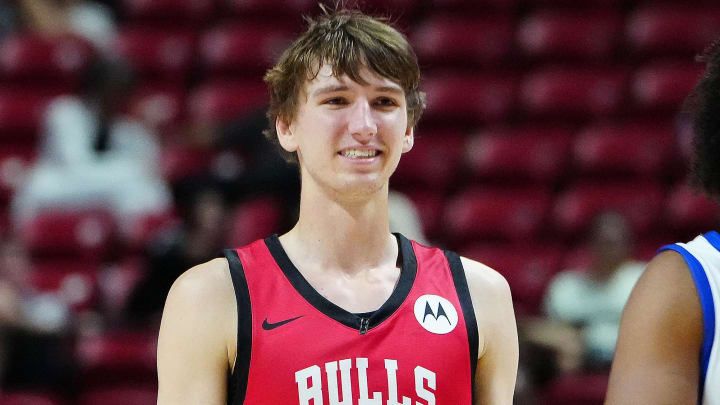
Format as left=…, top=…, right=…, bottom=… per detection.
left=374, top=97, right=399, bottom=107
left=324, top=97, right=347, bottom=105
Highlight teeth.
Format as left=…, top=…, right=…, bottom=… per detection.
left=341, top=149, right=378, bottom=158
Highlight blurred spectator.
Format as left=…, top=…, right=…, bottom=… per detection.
left=0, top=237, right=76, bottom=394
left=178, top=108, right=301, bottom=229
left=10, top=57, right=172, bottom=238
left=0, top=2, right=18, bottom=40
left=389, top=190, right=429, bottom=245
left=124, top=187, right=229, bottom=326
left=17, top=0, right=116, bottom=52
left=543, top=211, right=644, bottom=368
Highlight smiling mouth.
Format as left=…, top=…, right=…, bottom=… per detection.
left=339, top=149, right=381, bottom=158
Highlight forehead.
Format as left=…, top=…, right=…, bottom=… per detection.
left=303, top=64, right=403, bottom=94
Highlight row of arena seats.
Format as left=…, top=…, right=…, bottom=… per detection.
left=2, top=6, right=718, bottom=82
left=0, top=63, right=704, bottom=144
left=3, top=3, right=720, bottom=82
left=0, top=117, right=690, bottom=201
left=1, top=157, right=715, bottom=247
left=7, top=183, right=717, bottom=319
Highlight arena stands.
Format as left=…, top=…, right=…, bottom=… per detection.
left=1, top=0, right=719, bottom=403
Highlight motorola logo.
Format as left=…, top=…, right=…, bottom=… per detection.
left=413, top=294, right=459, bottom=334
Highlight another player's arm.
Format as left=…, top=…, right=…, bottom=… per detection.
left=461, top=257, right=519, bottom=405
left=605, top=251, right=703, bottom=405
left=157, top=259, right=237, bottom=405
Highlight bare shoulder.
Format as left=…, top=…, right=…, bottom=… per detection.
left=459, top=256, right=515, bottom=358
left=159, top=257, right=236, bottom=359
left=605, top=250, right=702, bottom=404
left=157, top=258, right=237, bottom=404
left=459, top=256, right=511, bottom=301
left=167, top=258, right=233, bottom=303
left=625, top=248, right=702, bottom=339
left=637, top=250, right=696, bottom=295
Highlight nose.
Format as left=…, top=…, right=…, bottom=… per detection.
left=347, top=99, right=377, bottom=143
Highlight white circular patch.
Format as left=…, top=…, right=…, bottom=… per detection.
left=413, top=294, right=459, bottom=334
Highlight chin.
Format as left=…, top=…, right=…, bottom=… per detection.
left=334, top=176, right=387, bottom=200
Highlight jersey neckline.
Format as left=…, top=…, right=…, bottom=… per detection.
left=263, top=233, right=418, bottom=332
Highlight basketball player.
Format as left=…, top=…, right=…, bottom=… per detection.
left=156, top=8, right=518, bottom=405
left=605, top=40, right=720, bottom=404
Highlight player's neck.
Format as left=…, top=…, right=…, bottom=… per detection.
left=280, top=183, right=395, bottom=275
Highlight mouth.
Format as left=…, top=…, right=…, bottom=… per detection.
left=338, top=149, right=382, bottom=159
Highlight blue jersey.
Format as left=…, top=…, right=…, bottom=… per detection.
left=660, top=231, right=720, bottom=404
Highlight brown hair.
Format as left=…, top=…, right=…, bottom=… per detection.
left=263, top=7, right=425, bottom=164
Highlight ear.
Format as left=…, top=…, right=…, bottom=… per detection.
left=402, top=127, right=414, bottom=153
left=276, top=116, right=298, bottom=153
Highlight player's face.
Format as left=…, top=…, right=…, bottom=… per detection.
left=277, top=64, right=414, bottom=199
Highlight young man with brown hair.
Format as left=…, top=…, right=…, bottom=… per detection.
left=157, top=8, right=518, bottom=405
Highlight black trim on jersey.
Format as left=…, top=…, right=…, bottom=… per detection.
left=224, top=249, right=252, bottom=405
left=264, top=233, right=417, bottom=332
left=444, top=250, right=479, bottom=403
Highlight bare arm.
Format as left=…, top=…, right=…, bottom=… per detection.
left=462, top=257, right=519, bottom=405
left=605, top=251, right=703, bottom=405
left=157, top=258, right=237, bottom=405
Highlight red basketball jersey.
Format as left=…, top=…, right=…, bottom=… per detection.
left=224, top=234, right=478, bottom=405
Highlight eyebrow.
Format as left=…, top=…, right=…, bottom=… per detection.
left=310, top=84, right=405, bottom=98
left=311, top=85, right=349, bottom=98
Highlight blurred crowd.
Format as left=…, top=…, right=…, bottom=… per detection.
left=0, top=0, right=718, bottom=404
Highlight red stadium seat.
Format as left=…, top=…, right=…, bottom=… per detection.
left=394, top=132, right=464, bottom=188
left=77, top=330, right=157, bottom=385
left=404, top=190, right=445, bottom=240
left=188, top=81, right=267, bottom=122
left=31, top=260, right=99, bottom=313
left=0, top=89, right=64, bottom=140
left=517, top=11, right=622, bottom=60
left=631, top=62, right=704, bottom=112
left=121, top=0, right=215, bottom=24
left=461, top=244, right=563, bottom=315
left=114, top=29, right=196, bottom=82
left=20, top=209, right=115, bottom=260
left=541, top=373, right=608, bottom=405
left=0, top=34, right=93, bottom=84
left=228, top=196, right=283, bottom=248
left=572, top=121, right=675, bottom=177
left=520, top=67, right=627, bottom=118
left=465, top=126, right=572, bottom=183
left=410, top=16, right=513, bottom=66
left=0, top=392, right=62, bottom=405
left=128, top=86, right=186, bottom=133
left=200, top=24, right=293, bottom=74
left=0, top=145, right=35, bottom=203
left=78, top=386, right=156, bottom=405
left=97, top=256, right=146, bottom=315
left=225, top=0, right=313, bottom=16
left=444, top=187, right=552, bottom=242
left=160, top=144, right=217, bottom=183
left=627, top=6, right=720, bottom=56
left=123, top=209, right=178, bottom=252
left=553, top=182, right=664, bottom=237
left=428, top=0, right=519, bottom=11
left=423, top=73, right=517, bottom=124
left=526, top=0, right=621, bottom=5
left=665, top=182, right=720, bottom=234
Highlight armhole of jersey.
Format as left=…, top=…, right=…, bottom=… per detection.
left=443, top=250, right=478, bottom=403
left=659, top=244, right=715, bottom=401
left=223, top=249, right=252, bottom=405
left=704, top=231, right=720, bottom=252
